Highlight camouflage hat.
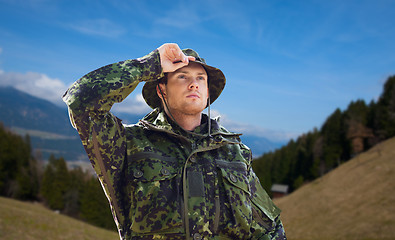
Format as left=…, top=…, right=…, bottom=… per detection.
left=142, top=48, right=226, bottom=109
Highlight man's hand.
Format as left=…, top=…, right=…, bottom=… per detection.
left=158, top=43, right=195, bottom=73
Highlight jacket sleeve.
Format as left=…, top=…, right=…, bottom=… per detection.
left=63, top=49, right=163, bottom=116
left=248, top=165, right=287, bottom=239
left=62, top=49, right=163, bottom=237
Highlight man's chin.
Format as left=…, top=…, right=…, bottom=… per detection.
left=180, top=105, right=206, bottom=115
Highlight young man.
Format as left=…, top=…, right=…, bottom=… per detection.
left=63, top=43, right=286, bottom=239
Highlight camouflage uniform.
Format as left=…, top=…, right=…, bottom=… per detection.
left=63, top=49, right=286, bottom=240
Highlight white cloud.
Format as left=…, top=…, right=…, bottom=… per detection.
left=206, top=108, right=299, bottom=142
left=0, top=70, right=67, bottom=105
left=0, top=69, right=153, bottom=114
left=67, top=18, right=126, bottom=38
left=0, top=68, right=155, bottom=115
left=155, top=5, right=203, bottom=29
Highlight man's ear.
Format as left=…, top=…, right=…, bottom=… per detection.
left=156, top=83, right=166, bottom=100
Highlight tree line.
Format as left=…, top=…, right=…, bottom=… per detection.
left=0, top=125, right=115, bottom=231
left=252, top=75, right=395, bottom=194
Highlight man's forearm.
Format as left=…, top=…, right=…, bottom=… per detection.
left=62, top=49, right=163, bottom=116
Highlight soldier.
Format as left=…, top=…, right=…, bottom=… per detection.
left=63, top=43, right=286, bottom=239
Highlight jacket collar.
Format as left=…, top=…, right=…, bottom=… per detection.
left=139, top=108, right=241, bottom=139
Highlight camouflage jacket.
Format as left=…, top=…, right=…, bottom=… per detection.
left=63, top=49, right=286, bottom=240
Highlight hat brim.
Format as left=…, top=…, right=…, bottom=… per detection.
left=142, top=62, right=226, bottom=109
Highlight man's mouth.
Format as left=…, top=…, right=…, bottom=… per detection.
left=186, top=93, right=200, bottom=98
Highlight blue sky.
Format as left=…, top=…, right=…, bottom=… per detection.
left=0, top=0, right=394, bottom=142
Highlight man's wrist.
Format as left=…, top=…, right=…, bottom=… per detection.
left=136, top=49, right=165, bottom=82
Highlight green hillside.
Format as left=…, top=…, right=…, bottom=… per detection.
left=275, top=137, right=395, bottom=240
left=0, top=197, right=118, bottom=240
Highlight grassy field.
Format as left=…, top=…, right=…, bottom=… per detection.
left=275, top=137, right=395, bottom=240
left=0, top=197, right=118, bottom=240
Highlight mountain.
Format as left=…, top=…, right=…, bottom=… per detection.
left=239, top=135, right=284, bottom=157
left=0, top=86, right=281, bottom=162
left=0, top=86, right=85, bottom=161
left=274, top=136, right=395, bottom=239
left=0, top=86, right=74, bottom=135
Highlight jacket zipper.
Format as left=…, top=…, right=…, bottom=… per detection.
left=140, top=119, right=241, bottom=238
left=213, top=195, right=220, bottom=233
left=183, top=142, right=231, bottom=239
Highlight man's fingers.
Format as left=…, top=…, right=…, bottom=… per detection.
left=169, top=46, right=189, bottom=63
left=160, top=43, right=195, bottom=63
left=170, top=47, right=179, bottom=61
left=173, top=56, right=195, bottom=64
left=187, top=56, right=196, bottom=62
left=158, top=43, right=196, bottom=73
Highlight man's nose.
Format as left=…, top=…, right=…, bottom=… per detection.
left=189, top=79, right=199, bottom=89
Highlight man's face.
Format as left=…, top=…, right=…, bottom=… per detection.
left=158, top=62, right=209, bottom=115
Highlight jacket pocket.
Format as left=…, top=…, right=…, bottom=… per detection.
left=218, top=165, right=252, bottom=232
left=249, top=174, right=281, bottom=233
left=128, top=152, right=183, bottom=234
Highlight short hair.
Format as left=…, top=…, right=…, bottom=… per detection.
left=157, top=73, right=168, bottom=110
left=158, top=73, right=168, bottom=85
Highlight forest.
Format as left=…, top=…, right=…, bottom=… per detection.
left=0, top=75, right=394, bottom=230
left=0, top=125, right=115, bottom=230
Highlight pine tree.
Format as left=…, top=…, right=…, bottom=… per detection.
left=374, top=75, right=395, bottom=139
left=40, top=155, right=70, bottom=210
left=64, top=167, right=86, bottom=218
left=80, top=177, right=116, bottom=230
left=0, top=124, right=38, bottom=199
left=320, top=108, right=346, bottom=173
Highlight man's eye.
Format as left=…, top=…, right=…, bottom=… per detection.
left=178, top=75, right=186, bottom=79
left=198, top=76, right=206, bottom=81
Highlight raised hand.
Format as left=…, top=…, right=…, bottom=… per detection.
left=157, top=43, right=195, bottom=73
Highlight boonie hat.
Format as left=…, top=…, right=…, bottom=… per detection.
left=142, top=48, right=226, bottom=109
